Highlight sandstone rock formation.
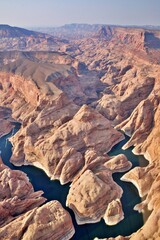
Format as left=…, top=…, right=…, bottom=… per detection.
left=104, top=154, right=132, bottom=173
left=0, top=50, right=130, bottom=228
left=0, top=24, right=64, bottom=51
left=0, top=200, right=75, bottom=240
left=104, top=199, right=124, bottom=226
left=0, top=24, right=160, bottom=239
left=0, top=157, right=75, bottom=239
left=67, top=168, right=123, bottom=225
left=60, top=26, right=160, bottom=239
left=70, top=26, right=160, bottom=240
left=95, top=209, right=160, bottom=240
left=0, top=50, right=103, bottom=105
left=66, top=151, right=131, bottom=225
left=10, top=103, right=124, bottom=184
left=0, top=157, right=46, bottom=226
left=0, top=107, right=14, bottom=137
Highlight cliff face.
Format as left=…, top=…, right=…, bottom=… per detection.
left=0, top=25, right=160, bottom=239
left=0, top=107, right=14, bottom=137
left=0, top=157, right=46, bottom=226
left=0, top=50, right=132, bottom=229
left=0, top=24, right=65, bottom=51
left=68, top=26, right=160, bottom=240
left=0, top=65, right=130, bottom=226
left=0, top=201, right=75, bottom=240
left=0, top=25, right=47, bottom=38
left=0, top=158, right=75, bottom=240
left=0, top=51, right=103, bottom=105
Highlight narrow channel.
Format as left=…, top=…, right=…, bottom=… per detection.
left=0, top=125, right=147, bottom=240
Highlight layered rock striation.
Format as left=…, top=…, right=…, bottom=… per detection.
left=0, top=24, right=65, bottom=51
left=0, top=107, right=14, bottom=137
left=0, top=24, right=160, bottom=239
left=70, top=25, right=160, bottom=240
left=0, top=52, right=131, bottom=227
left=0, top=157, right=46, bottom=226
left=66, top=150, right=131, bottom=224
left=0, top=157, right=75, bottom=240
left=55, top=25, right=160, bottom=239
left=0, top=200, right=75, bottom=240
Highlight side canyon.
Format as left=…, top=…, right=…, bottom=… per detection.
left=0, top=24, right=160, bottom=240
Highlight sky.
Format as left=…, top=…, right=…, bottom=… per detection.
left=0, top=0, right=159, bottom=27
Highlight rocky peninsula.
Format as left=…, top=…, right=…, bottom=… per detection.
left=0, top=24, right=160, bottom=239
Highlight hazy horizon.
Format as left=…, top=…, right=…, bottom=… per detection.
left=0, top=0, right=159, bottom=28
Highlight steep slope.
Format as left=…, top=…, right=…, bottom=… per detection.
left=0, top=24, right=65, bottom=51
left=0, top=158, right=75, bottom=240
left=0, top=25, right=160, bottom=239
left=0, top=51, right=131, bottom=228
left=32, top=23, right=160, bottom=40
left=0, top=51, right=103, bottom=105
left=68, top=26, right=160, bottom=240
left=0, top=24, right=46, bottom=38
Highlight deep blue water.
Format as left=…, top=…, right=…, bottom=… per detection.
left=0, top=126, right=147, bottom=240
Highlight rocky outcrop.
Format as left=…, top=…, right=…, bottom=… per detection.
left=63, top=26, right=160, bottom=239
left=116, top=80, right=160, bottom=152
left=96, top=26, right=112, bottom=40
left=0, top=107, right=14, bottom=137
left=66, top=151, right=131, bottom=225
left=67, top=168, right=123, bottom=225
left=0, top=80, right=130, bottom=227
left=95, top=210, right=160, bottom=240
left=0, top=54, right=129, bottom=228
left=0, top=157, right=46, bottom=226
left=111, top=83, right=160, bottom=240
left=0, top=24, right=47, bottom=38
left=0, top=24, right=63, bottom=51
left=104, top=199, right=124, bottom=225
left=0, top=200, right=75, bottom=240
left=116, top=77, right=160, bottom=202
left=95, top=66, right=155, bottom=126
left=100, top=76, right=160, bottom=240
left=0, top=25, right=160, bottom=239
left=10, top=104, right=124, bottom=184
left=104, top=154, right=132, bottom=173
left=0, top=51, right=102, bottom=105
left=0, top=157, right=75, bottom=240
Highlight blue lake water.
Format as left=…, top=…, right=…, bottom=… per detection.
left=0, top=126, right=147, bottom=240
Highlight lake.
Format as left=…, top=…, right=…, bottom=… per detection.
left=0, top=126, right=147, bottom=240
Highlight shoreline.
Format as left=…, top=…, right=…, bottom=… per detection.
left=0, top=125, right=142, bottom=239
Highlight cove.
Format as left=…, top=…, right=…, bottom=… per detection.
left=0, top=126, right=146, bottom=240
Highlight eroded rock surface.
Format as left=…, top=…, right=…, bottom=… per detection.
left=0, top=53, right=127, bottom=227
left=0, top=158, right=75, bottom=239
left=67, top=169, right=123, bottom=224
left=0, top=200, right=75, bottom=240
left=0, top=107, right=14, bottom=137
left=0, top=24, right=65, bottom=51
left=0, top=24, right=160, bottom=239
left=104, top=199, right=124, bottom=226
left=75, top=27, right=160, bottom=240
left=66, top=151, right=131, bottom=225
left=0, top=157, right=46, bottom=226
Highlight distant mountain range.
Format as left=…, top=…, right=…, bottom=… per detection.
left=0, top=24, right=46, bottom=38
left=0, top=24, right=67, bottom=51
left=0, top=24, right=160, bottom=53
left=31, top=23, right=160, bottom=39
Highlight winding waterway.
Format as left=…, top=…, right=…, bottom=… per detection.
left=0, top=125, right=148, bottom=240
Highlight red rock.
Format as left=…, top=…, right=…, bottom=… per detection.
left=0, top=201, right=75, bottom=240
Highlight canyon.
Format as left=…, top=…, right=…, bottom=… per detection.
left=0, top=157, right=75, bottom=240
left=0, top=24, right=160, bottom=239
